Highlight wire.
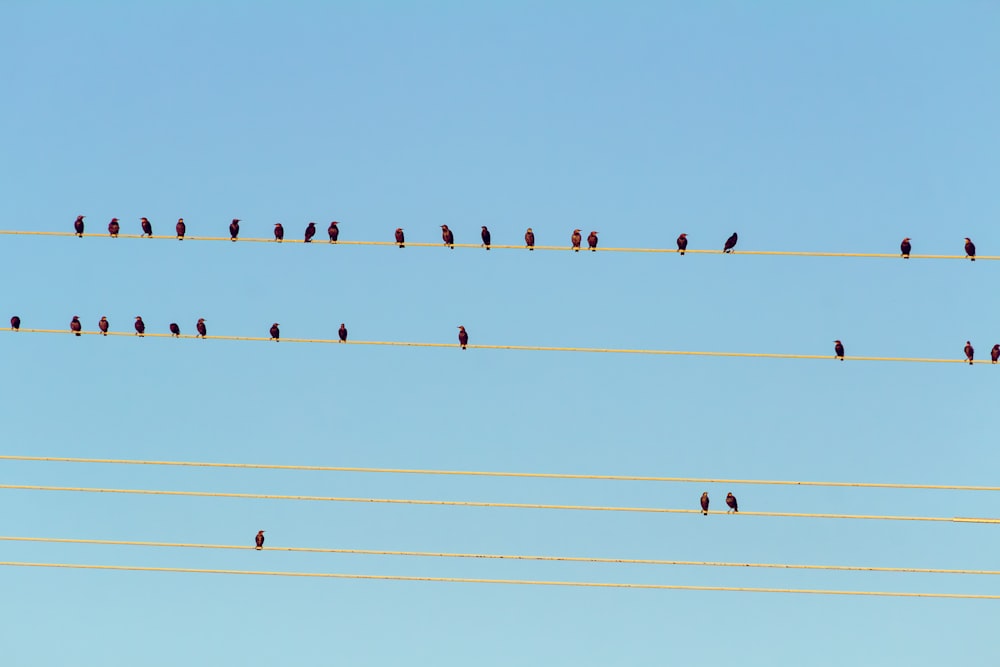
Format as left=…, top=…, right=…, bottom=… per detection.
left=0, top=229, right=991, bottom=260
left=1, top=561, right=996, bottom=598
left=2, top=454, right=995, bottom=492
left=3, top=483, right=998, bottom=524
left=1, top=328, right=992, bottom=365
left=2, top=535, right=996, bottom=576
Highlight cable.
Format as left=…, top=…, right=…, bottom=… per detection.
left=2, top=535, right=996, bottom=576
left=0, top=229, right=991, bottom=260
left=2, top=454, right=996, bottom=492
left=1, top=561, right=997, bottom=598
left=1, top=328, right=991, bottom=365
left=3, top=483, right=998, bottom=524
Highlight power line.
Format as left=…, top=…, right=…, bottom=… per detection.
left=3, top=483, right=998, bottom=524
left=2, top=454, right=996, bottom=492
left=2, top=535, right=996, bottom=576
left=2, top=560, right=996, bottom=598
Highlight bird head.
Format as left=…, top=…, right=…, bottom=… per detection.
left=590, top=231, right=598, bottom=235
left=679, top=233, right=687, bottom=238
left=457, top=326, right=465, bottom=330
left=141, top=217, right=148, bottom=222
left=178, top=218, right=184, bottom=222
left=396, top=228, right=403, bottom=232
left=481, top=226, right=488, bottom=230
left=233, top=218, right=240, bottom=223
left=110, top=218, right=118, bottom=223
left=902, top=237, right=910, bottom=242
left=573, top=229, right=581, bottom=234
left=198, top=318, right=206, bottom=323
left=834, top=340, right=841, bottom=344
left=135, top=316, right=142, bottom=320
left=526, top=227, right=533, bottom=232
left=965, top=238, right=972, bottom=243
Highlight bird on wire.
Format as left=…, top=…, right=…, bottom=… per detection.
left=965, top=238, right=976, bottom=261
left=169, top=323, right=180, bottom=337
left=394, top=228, right=405, bottom=248
left=255, top=530, right=265, bottom=550
left=338, top=323, right=348, bottom=343
left=964, top=341, right=974, bottom=365
left=724, top=233, right=738, bottom=253
left=196, top=318, right=207, bottom=338
left=481, top=226, right=491, bottom=250
left=700, top=492, right=709, bottom=516
left=73, top=215, right=85, bottom=237
left=571, top=229, right=582, bottom=252
left=269, top=323, right=280, bottom=341
left=98, top=317, right=109, bottom=336
left=992, top=345, right=999, bottom=364
left=587, top=231, right=599, bottom=251
left=726, top=493, right=739, bottom=513
left=304, top=222, right=316, bottom=243
left=441, top=224, right=455, bottom=248
left=900, top=237, right=911, bottom=258
left=274, top=223, right=284, bottom=242
left=108, top=218, right=120, bottom=238
left=134, top=316, right=145, bottom=337
left=834, top=340, right=845, bottom=360
left=70, top=316, right=82, bottom=336
left=175, top=218, right=186, bottom=240
left=524, top=227, right=535, bottom=250
left=229, top=218, right=240, bottom=241
left=140, top=217, right=152, bottom=237
left=458, top=326, right=469, bottom=350
left=11, top=316, right=21, bottom=331
left=328, top=221, right=339, bottom=243
left=676, top=233, right=688, bottom=255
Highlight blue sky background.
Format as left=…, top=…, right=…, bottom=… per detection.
left=2, top=2, right=1000, bottom=664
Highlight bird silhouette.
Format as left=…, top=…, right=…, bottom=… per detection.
left=274, top=223, right=284, bottom=241
left=965, top=341, right=974, bottom=365
left=98, top=317, right=109, bottom=336
left=441, top=224, right=455, bottom=248
left=992, top=345, right=999, bottom=364
left=587, top=231, right=599, bottom=251
left=965, top=238, right=976, bottom=261
left=73, top=215, right=85, bottom=237
left=395, top=228, right=405, bottom=248
left=676, top=233, right=688, bottom=255
left=108, top=218, right=120, bottom=237
left=571, top=229, right=582, bottom=252
left=304, top=222, right=316, bottom=243
left=339, top=323, right=348, bottom=342
left=10, top=316, right=20, bottom=331
left=524, top=228, right=535, bottom=250
left=229, top=218, right=240, bottom=241
left=196, top=318, right=207, bottom=338
left=134, top=316, right=145, bottom=337
left=255, top=530, right=265, bottom=550
left=481, top=226, right=491, bottom=250
left=458, top=326, right=468, bottom=349
left=70, top=316, right=82, bottom=336
left=169, top=323, right=181, bottom=337
left=726, top=493, right=738, bottom=513
left=834, top=340, right=844, bottom=360
left=900, top=237, right=911, bottom=258
left=723, top=233, right=738, bottom=253
left=269, top=323, right=280, bottom=341
left=700, top=492, right=709, bottom=515
left=140, top=217, right=152, bottom=237
left=328, top=221, right=340, bottom=243
left=175, top=218, right=186, bottom=240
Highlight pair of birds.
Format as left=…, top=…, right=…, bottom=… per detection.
left=700, top=492, right=738, bottom=514
left=675, top=233, right=738, bottom=255
left=900, top=237, right=977, bottom=260
left=269, top=323, right=349, bottom=342
left=964, top=342, right=1000, bottom=365
left=570, top=230, right=600, bottom=252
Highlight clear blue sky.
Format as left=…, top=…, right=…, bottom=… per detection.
left=3, top=2, right=999, bottom=664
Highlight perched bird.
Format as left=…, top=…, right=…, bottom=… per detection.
left=169, top=322, right=181, bottom=337
left=274, top=223, right=284, bottom=241
left=196, top=318, right=207, bottom=338
left=134, top=316, right=145, bottom=337
left=676, top=233, right=688, bottom=255
left=140, top=217, right=152, bottom=237
left=395, top=228, right=405, bottom=248
left=900, top=237, right=911, bottom=258
left=525, top=227, right=535, bottom=250
left=269, top=323, right=280, bottom=341
left=73, top=215, right=85, bottom=237
left=328, top=221, right=340, bottom=243
left=175, top=218, right=186, bottom=240
left=108, top=218, right=120, bottom=237
left=964, top=341, right=974, bottom=365
left=98, top=316, right=109, bottom=335
left=587, top=231, right=599, bottom=251
left=700, top=492, right=709, bottom=516
left=726, top=493, right=738, bottom=513
left=10, top=316, right=21, bottom=331
left=992, top=344, right=1000, bottom=364
left=834, top=340, right=845, bottom=360
left=229, top=218, right=240, bottom=241
left=255, top=530, right=265, bottom=550
left=70, top=316, right=82, bottom=336
left=338, top=323, right=348, bottom=342
left=571, top=229, right=582, bottom=252
left=441, top=224, right=455, bottom=248
left=965, top=237, right=976, bottom=261
left=457, top=325, right=469, bottom=350
left=481, top=226, right=491, bottom=250
left=724, top=232, right=738, bottom=253
left=304, top=222, right=316, bottom=243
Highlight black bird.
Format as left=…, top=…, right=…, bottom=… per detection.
left=965, top=237, right=976, bottom=261
left=73, top=215, right=85, bottom=237
left=676, top=233, right=688, bottom=255
left=571, top=229, right=582, bottom=252
left=229, top=218, right=240, bottom=241
left=169, top=322, right=181, bottom=337
left=723, top=233, right=738, bottom=253
left=338, top=323, right=348, bottom=342
left=98, top=316, right=109, bottom=335
left=10, top=316, right=21, bottom=331
left=328, top=221, right=340, bottom=243
left=900, top=237, right=911, bottom=258
left=481, top=226, right=491, bottom=250
left=525, top=227, right=535, bottom=250
left=304, top=222, right=316, bottom=243
left=441, top=224, right=455, bottom=248
left=108, top=218, right=120, bottom=237
left=726, top=493, right=738, bottom=513
left=255, top=530, right=265, bottom=550
left=834, top=340, right=845, bottom=360
left=395, top=228, right=405, bottom=248
left=274, top=223, right=284, bottom=241
left=992, top=345, right=1000, bottom=364
left=70, top=316, right=82, bottom=336
left=196, top=318, right=207, bottom=338
left=175, top=218, right=186, bottom=240
left=269, top=323, right=280, bottom=341
left=587, top=231, right=599, bottom=251
left=458, top=325, right=468, bottom=350
left=140, top=217, right=152, bottom=237
left=964, top=341, right=974, bottom=365
left=134, top=316, right=145, bottom=337
left=700, top=492, right=709, bottom=516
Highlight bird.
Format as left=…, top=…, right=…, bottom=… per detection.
left=175, top=218, right=186, bottom=240
left=108, top=218, right=120, bottom=237
left=73, top=215, right=85, bottom=237
left=140, top=217, right=152, bottom=237
left=394, top=228, right=405, bottom=248
left=676, top=233, right=688, bottom=255
left=169, top=323, right=180, bottom=337
left=964, top=341, right=974, bottom=365
left=196, top=318, right=207, bottom=338
left=328, top=221, right=340, bottom=243
left=274, top=223, right=284, bottom=241
left=441, top=224, right=455, bottom=248
left=134, top=316, right=145, bottom=337
left=588, top=231, right=600, bottom=251
left=338, top=323, right=348, bottom=342
left=726, top=493, right=738, bottom=513
left=834, top=340, right=845, bottom=360
left=304, top=222, right=316, bottom=243
left=965, top=237, right=976, bottom=261
left=481, top=226, right=491, bottom=250
left=10, top=316, right=21, bottom=331
left=269, top=323, right=280, bottom=341
left=525, top=227, right=535, bottom=250
left=571, top=229, right=582, bottom=251
left=98, top=316, right=109, bottom=335
left=900, top=237, right=911, bottom=258
left=255, top=530, right=265, bottom=550
left=724, top=233, right=738, bottom=253
left=229, top=218, right=240, bottom=241
left=700, top=492, right=709, bottom=515
left=70, top=316, right=82, bottom=336
left=457, top=325, right=469, bottom=349
left=992, top=345, right=1000, bottom=364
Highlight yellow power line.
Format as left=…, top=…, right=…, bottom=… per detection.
left=1, top=454, right=996, bottom=492
left=2, top=535, right=996, bottom=576
left=1, top=561, right=997, bottom=598
left=0, top=229, right=992, bottom=260
left=2, top=483, right=998, bottom=524
left=1, top=328, right=990, bottom=364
